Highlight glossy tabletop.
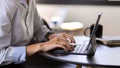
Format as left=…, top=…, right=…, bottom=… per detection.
left=39, top=36, right=120, bottom=67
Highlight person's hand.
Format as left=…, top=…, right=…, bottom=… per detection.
left=26, top=36, right=74, bottom=56
left=26, top=33, right=75, bottom=56
left=39, top=37, right=74, bottom=52
left=48, top=33, right=75, bottom=43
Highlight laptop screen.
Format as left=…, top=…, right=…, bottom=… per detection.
left=86, top=12, right=102, bottom=56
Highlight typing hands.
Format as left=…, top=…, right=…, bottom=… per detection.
left=26, top=33, right=75, bottom=56
left=41, top=33, right=75, bottom=51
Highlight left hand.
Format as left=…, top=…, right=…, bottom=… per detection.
left=48, top=33, right=75, bottom=43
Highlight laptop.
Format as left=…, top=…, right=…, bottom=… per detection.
left=50, top=13, right=102, bottom=57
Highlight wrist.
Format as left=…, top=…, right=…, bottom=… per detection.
left=45, top=32, right=54, bottom=40
left=26, top=43, right=42, bottom=56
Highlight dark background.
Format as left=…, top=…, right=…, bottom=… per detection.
left=36, top=0, right=120, bottom=5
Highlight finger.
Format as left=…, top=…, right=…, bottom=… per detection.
left=68, top=36, right=75, bottom=43
left=64, top=33, right=75, bottom=43
left=66, top=38, right=72, bottom=43
left=67, top=43, right=74, bottom=51
left=57, top=37, right=68, bottom=43
left=57, top=41, right=74, bottom=51
left=55, top=44, right=67, bottom=51
left=57, top=33, right=74, bottom=43
left=51, top=37, right=68, bottom=50
left=57, top=42, right=69, bottom=50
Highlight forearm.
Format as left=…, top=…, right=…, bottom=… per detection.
left=26, top=43, right=43, bottom=57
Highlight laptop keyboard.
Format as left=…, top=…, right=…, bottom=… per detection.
left=50, top=40, right=89, bottom=54
left=72, top=40, right=89, bottom=53
left=69, top=43, right=85, bottom=53
left=73, top=44, right=84, bottom=53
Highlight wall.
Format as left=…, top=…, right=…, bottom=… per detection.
left=36, top=4, right=120, bottom=36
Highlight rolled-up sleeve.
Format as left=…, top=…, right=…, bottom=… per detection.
left=0, top=46, right=26, bottom=65
left=13, top=46, right=26, bottom=64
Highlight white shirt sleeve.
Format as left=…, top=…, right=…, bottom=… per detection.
left=0, top=0, right=26, bottom=66
left=32, top=1, right=51, bottom=42
left=0, top=46, right=26, bottom=65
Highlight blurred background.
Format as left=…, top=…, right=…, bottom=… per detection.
left=26, top=1, right=120, bottom=68
left=35, top=0, right=120, bottom=36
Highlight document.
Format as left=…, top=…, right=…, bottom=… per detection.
left=96, top=36, right=120, bottom=46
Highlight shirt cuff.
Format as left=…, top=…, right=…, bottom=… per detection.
left=13, top=46, right=26, bottom=64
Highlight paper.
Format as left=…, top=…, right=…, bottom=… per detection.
left=96, top=36, right=120, bottom=46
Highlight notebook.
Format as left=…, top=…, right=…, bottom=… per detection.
left=96, top=36, right=120, bottom=46
left=51, top=13, right=102, bottom=57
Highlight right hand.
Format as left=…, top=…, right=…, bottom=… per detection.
left=26, top=37, right=74, bottom=56
left=40, top=37, right=74, bottom=52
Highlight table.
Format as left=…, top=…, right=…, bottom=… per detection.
left=39, top=36, right=120, bottom=68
